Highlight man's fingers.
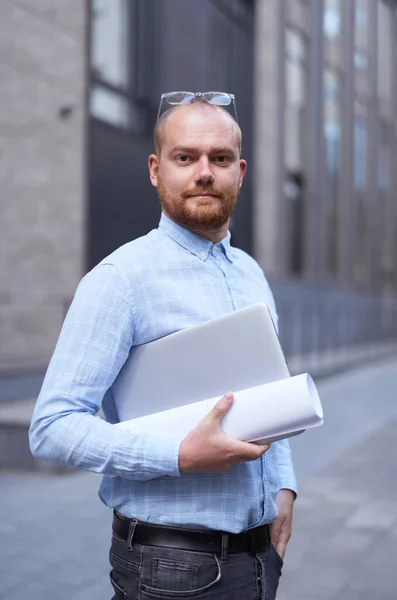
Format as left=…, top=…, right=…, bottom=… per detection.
left=234, top=440, right=270, bottom=461
left=274, top=527, right=290, bottom=560
left=276, top=539, right=287, bottom=560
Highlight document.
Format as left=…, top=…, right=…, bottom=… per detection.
left=115, top=373, right=324, bottom=444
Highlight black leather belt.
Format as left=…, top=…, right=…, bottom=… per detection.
left=113, top=511, right=270, bottom=554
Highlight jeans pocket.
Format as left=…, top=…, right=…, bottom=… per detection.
left=109, top=570, right=127, bottom=599
left=110, top=549, right=140, bottom=573
left=257, top=546, right=283, bottom=600
left=140, top=548, right=222, bottom=598
left=152, top=557, right=200, bottom=590
left=270, top=543, right=284, bottom=569
left=109, top=548, right=140, bottom=598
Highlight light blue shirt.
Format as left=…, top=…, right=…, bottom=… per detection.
left=29, top=213, right=296, bottom=533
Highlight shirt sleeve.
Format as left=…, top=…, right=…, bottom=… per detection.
left=275, top=438, right=297, bottom=496
left=29, top=263, right=181, bottom=481
left=257, top=264, right=298, bottom=496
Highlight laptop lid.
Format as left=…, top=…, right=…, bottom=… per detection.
left=112, top=302, right=290, bottom=422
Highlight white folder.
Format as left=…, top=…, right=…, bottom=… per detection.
left=116, top=373, right=323, bottom=444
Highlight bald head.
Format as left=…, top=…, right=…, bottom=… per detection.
left=154, top=100, right=242, bottom=157
left=148, top=97, right=247, bottom=241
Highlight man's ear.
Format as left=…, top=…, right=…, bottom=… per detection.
left=239, top=159, right=247, bottom=187
left=148, top=154, right=159, bottom=187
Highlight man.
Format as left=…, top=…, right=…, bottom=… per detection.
left=30, top=91, right=296, bottom=600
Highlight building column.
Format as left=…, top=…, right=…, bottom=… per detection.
left=390, top=6, right=397, bottom=290
left=338, top=0, right=356, bottom=283
left=304, top=0, right=325, bottom=278
left=253, top=0, right=288, bottom=276
left=366, top=0, right=379, bottom=288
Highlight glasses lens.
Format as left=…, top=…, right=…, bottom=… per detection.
left=158, top=91, right=238, bottom=123
left=165, top=92, right=195, bottom=105
left=204, top=92, right=232, bottom=106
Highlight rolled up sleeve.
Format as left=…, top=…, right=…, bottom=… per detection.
left=29, top=263, right=181, bottom=481
left=275, top=438, right=297, bottom=496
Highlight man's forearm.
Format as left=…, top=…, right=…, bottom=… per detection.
left=29, top=406, right=181, bottom=480
left=29, top=263, right=182, bottom=481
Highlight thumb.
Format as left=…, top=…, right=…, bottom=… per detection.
left=207, top=392, right=234, bottom=425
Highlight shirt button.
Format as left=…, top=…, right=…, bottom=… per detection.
left=200, top=252, right=206, bottom=259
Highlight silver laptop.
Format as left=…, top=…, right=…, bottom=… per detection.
left=112, top=302, right=290, bottom=422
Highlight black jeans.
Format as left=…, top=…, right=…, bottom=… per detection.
left=109, top=530, right=283, bottom=600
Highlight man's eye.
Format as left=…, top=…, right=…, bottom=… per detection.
left=214, top=156, right=229, bottom=163
left=176, top=155, right=190, bottom=162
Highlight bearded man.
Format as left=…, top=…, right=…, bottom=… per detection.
left=30, top=92, right=296, bottom=600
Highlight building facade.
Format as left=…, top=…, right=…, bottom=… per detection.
left=1, top=0, right=397, bottom=370
left=0, top=1, right=87, bottom=369
left=88, top=0, right=255, bottom=267
left=255, top=0, right=397, bottom=289
left=254, top=0, right=397, bottom=357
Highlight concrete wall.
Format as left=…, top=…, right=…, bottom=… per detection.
left=0, top=1, right=87, bottom=369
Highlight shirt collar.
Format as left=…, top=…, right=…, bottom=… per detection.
left=158, top=213, right=233, bottom=263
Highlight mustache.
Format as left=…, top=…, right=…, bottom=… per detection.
left=182, top=188, right=224, bottom=199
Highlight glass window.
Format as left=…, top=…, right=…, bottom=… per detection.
left=377, top=1, right=393, bottom=111
left=285, top=30, right=307, bottom=172
left=377, top=123, right=392, bottom=286
left=353, top=103, right=369, bottom=283
left=90, top=85, right=147, bottom=133
left=89, top=0, right=152, bottom=132
left=91, top=86, right=130, bottom=127
left=378, top=122, right=390, bottom=193
left=91, top=0, right=131, bottom=88
left=323, top=0, right=341, bottom=39
left=354, top=51, right=369, bottom=70
left=354, top=0, right=369, bottom=74
left=378, top=147, right=390, bottom=193
left=354, top=116, right=368, bottom=191
left=211, top=0, right=254, bottom=30
left=285, top=29, right=307, bottom=64
left=355, top=0, right=369, bottom=47
left=324, top=70, right=342, bottom=274
left=284, top=29, right=307, bottom=275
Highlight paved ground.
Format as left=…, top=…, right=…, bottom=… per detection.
left=278, top=417, right=397, bottom=600
left=0, top=372, right=44, bottom=405
left=1, top=356, right=397, bottom=599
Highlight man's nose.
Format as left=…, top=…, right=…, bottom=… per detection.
left=194, top=158, right=215, bottom=185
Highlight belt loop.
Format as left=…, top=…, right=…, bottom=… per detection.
left=127, top=519, right=137, bottom=551
left=220, top=533, right=229, bottom=563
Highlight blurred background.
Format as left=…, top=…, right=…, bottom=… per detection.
left=1, top=1, right=397, bottom=599
left=1, top=0, right=397, bottom=373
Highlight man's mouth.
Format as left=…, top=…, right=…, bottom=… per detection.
left=188, top=193, right=219, bottom=198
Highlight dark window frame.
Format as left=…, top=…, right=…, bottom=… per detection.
left=88, top=0, right=157, bottom=136
left=211, top=0, right=254, bottom=32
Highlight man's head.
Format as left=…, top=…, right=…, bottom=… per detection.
left=148, top=100, right=246, bottom=238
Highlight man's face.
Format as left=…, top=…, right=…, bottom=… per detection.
left=148, top=104, right=247, bottom=232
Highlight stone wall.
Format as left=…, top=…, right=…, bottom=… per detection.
left=0, top=1, right=87, bottom=369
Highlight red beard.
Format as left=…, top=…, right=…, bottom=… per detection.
left=157, top=180, right=238, bottom=230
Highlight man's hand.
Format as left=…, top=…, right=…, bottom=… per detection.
left=178, top=393, right=270, bottom=473
left=270, top=489, right=295, bottom=560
